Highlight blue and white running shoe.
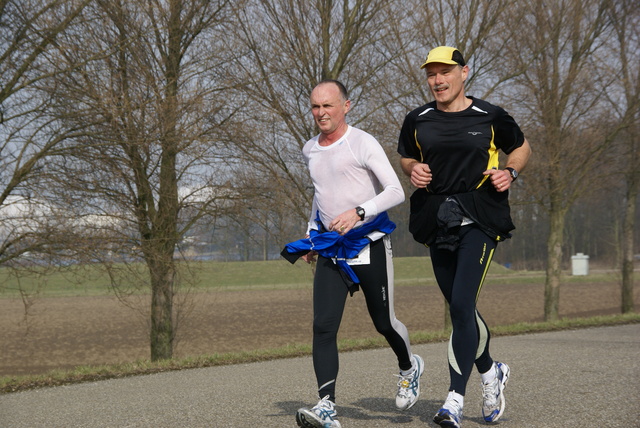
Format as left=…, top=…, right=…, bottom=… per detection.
left=396, top=354, right=425, bottom=410
left=482, top=361, right=510, bottom=422
left=433, top=392, right=463, bottom=428
left=296, top=395, right=341, bottom=428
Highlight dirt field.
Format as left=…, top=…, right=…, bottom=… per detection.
left=1, top=278, right=638, bottom=377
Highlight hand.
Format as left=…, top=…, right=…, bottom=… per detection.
left=301, top=250, right=317, bottom=263
left=483, top=168, right=512, bottom=192
left=328, top=208, right=361, bottom=235
left=411, top=163, right=432, bottom=188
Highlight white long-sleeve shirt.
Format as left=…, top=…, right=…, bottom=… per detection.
left=303, top=125, right=405, bottom=233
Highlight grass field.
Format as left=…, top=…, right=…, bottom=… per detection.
left=0, top=256, right=620, bottom=297
left=0, top=257, right=435, bottom=296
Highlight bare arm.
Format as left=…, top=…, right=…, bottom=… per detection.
left=505, top=138, right=532, bottom=173
left=483, top=138, right=533, bottom=192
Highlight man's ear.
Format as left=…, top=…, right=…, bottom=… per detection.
left=461, top=65, right=469, bottom=82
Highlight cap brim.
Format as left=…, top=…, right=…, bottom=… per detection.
left=420, top=59, right=459, bottom=69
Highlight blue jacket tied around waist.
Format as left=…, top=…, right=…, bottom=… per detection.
left=281, top=212, right=396, bottom=285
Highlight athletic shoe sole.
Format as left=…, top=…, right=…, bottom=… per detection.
left=296, top=407, right=341, bottom=428
left=296, top=408, right=323, bottom=428
left=433, top=410, right=461, bottom=428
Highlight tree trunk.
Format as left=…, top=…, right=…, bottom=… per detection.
left=545, top=208, right=565, bottom=321
left=621, top=179, right=637, bottom=313
left=148, top=0, right=182, bottom=361
left=150, top=258, right=176, bottom=360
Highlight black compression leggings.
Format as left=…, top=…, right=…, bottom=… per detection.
left=312, top=236, right=412, bottom=403
left=430, top=226, right=496, bottom=395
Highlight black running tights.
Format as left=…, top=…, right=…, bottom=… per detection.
left=430, top=226, right=496, bottom=395
left=312, top=236, right=413, bottom=403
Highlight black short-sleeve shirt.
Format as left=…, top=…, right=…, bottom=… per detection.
left=397, top=96, right=525, bottom=195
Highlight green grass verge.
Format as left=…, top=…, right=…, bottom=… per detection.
left=0, top=256, right=622, bottom=298
left=2, top=312, right=638, bottom=395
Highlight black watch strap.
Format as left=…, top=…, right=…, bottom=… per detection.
left=355, top=206, right=365, bottom=221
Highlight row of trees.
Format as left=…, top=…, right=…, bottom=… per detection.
left=1, top=0, right=638, bottom=360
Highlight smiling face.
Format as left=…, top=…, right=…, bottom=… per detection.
left=310, top=82, right=351, bottom=143
left=425, top=63, right=470, bottom=112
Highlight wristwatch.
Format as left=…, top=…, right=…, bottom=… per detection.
left=505, top=167, right=518, bottom=181
left=355, top=206, right=365, bottom=221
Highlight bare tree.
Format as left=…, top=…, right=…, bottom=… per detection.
left=0, top=0, right=90, bottom=269
left=607, top=0, right=639, bottom=313
left=43, top=0, right=236, bottom=360
left=507, top=0, right=617, bottom=320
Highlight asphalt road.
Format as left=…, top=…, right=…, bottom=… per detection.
left=1, top=324, right=638, bottom=428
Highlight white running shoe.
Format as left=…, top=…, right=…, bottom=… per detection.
left=482, top=361, right=510, bottom=422
left=296, top=395, right=342, bottom=428
left=433, top=392, right=463, bottom=428
left=395, top=354, right=425, bottom=410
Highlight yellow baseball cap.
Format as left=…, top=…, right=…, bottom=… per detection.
left=420, top=46, right=466, bottom=69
